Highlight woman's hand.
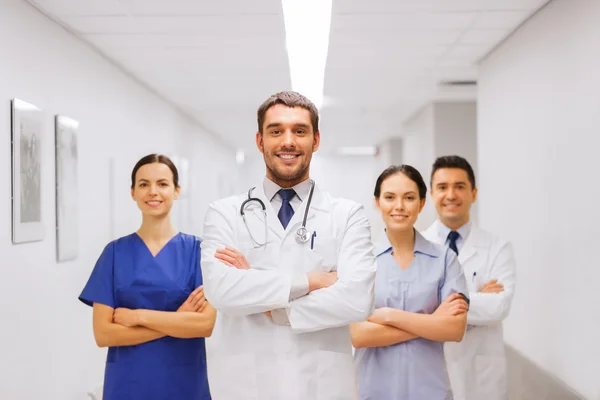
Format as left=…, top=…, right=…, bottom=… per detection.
left=215, top=247, right=250, bottom=269
left=178, top=285, right=207, bottom=313
left=434, top=293, right=469, bottom=317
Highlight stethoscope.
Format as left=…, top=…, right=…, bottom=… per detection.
left=240, top=180, right=316, bottom=247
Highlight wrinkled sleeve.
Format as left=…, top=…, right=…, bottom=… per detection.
left=194, top=237, right=203, bottom=289
left=286, top=203, right=377, bottom=334
left=467, top=242, right=516, bottom=325
left=200, top=202, right=297, bottom=316
left=78, top=242, right=116, bottom=308
left=439, top=248, right=469, bottom=305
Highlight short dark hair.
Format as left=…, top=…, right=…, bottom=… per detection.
left=374, top=165, right=427, bottom=199
left=130, top=154, right=179, bottom=189
left=431, top=155, right=476, bottom=189
left=257, top=91, right=319, bottom=134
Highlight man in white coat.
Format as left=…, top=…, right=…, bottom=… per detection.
left=200, top=91, right=377, bottom=400
left=422, top=155, right=516, bottom=400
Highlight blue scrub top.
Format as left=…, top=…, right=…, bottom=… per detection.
left=79, top=232, right=211, bottom=400
left=355, top=230, right=468, bottom=400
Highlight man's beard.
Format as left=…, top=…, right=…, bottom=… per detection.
left=265, top=154, right=308, bottom=183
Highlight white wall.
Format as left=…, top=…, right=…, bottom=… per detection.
left=402, top=104, right=437, bottom=230
left=434, top=101, right=479, bottom=224
left=434, top=102, right=478, bottom=176
left=311, top=154, right=384, bottom=244
left=0, top=1, right=236, bottom=399
left=401, top=102, right=478, bottom=231
left=478, top=1, right=600, bottom=398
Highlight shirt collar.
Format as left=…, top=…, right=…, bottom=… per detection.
left=263, top=176, right=312, bottom=202
left=376, top=229, right=440, bottom=258
left=435, top=219, right=472, bottom=242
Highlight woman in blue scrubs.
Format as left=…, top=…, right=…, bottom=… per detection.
left=79, top=154, right=215, bottom=399
left=351, top=165, right=469, bottom=400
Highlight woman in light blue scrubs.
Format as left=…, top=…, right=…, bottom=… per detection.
left=79, top=154, right=215, bottom=400
left=351, top=165, right=469, bottom=400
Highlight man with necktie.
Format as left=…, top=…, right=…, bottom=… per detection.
left=423, top=155, right=517, bottom=400
left=200, top=91, right=377, bottom=400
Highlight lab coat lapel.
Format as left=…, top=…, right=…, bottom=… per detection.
left=250, top=183, right=284, bottom=240
left=458, top=226, right=480, bottom=264
left=282, top=183, right=328, bottom=241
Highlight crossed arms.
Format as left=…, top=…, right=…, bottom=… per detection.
left=350, top=293, right=468, bottom=349
left=200, top=202, right=377, bottom=333
left=92, top=286, right=216, bottom=348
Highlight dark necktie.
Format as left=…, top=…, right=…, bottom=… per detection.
left=447, top=231, right=460, bottom=255
left=277, top=189, right=296, bottom=229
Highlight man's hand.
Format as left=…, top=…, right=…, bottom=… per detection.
left=307, top=271, right=338, bottom=292
left=480, top=279, right=504, bottom=294
left=434, top=293, right=469, bottom=317
left=178, top=285, right=207, bottom=313
left=215, top=247, right=250, bottom=269
left=113, top=308, right=140, bottom=327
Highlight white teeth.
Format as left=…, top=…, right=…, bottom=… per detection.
left=279, top=155, right=296, bottom=159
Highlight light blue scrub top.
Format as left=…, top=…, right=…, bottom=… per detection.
left=355, top=230, right=469, bottom=400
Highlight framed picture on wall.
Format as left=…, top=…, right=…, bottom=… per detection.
left=55, top=115, right=79, bottom=262
left=11, top=98, right=45, bottom=244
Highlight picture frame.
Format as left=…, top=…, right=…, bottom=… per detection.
left=11, top=98, right=44, bottom=244
left=55, top=115, right=79, bottom=262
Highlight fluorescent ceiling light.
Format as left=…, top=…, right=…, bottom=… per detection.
left=282, top=0, right=332, bottom=109
left=337, top=146, right=379, bottom=156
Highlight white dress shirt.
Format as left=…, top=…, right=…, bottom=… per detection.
left=263, top=176, right=313, bottom=221
left=432, top=219, right=473, bottom=253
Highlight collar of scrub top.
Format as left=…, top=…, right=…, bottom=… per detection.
left=378, top=227, right=471, bottom=307
left=263, top=176, right=313, bottom=204
left=376, top=228, right=442, bottom=258
left=434, top=219, right=472, bottom=245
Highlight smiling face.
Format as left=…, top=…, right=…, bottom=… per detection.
left=131, top=162, right=180, bottom=219
left=430, top=167, right=477, bottom=230
left=376, top=172, right=426, bottom=233
left=256, top=104, right=320, bottom=188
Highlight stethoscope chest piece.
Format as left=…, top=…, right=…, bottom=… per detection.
left=242, top=179, right=316, bottom=247
left=296, top=227, right=310, bottom=243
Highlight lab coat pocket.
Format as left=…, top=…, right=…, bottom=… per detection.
left=317, top=351, right=357, bottom=400
left=311, top=237, right=338, bottom=271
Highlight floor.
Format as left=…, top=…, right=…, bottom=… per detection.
left=506, top=345, right=586, bottom=400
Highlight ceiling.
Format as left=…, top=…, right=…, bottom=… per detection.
left=28, top=0, right=549, bottom=152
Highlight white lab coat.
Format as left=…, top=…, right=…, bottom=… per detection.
left=423, top=221, right=516, bottom=400
left=201, top=181, right=377, bottom=400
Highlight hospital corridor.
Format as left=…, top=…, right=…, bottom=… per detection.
left=1, top=0, right=598, bottom=399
